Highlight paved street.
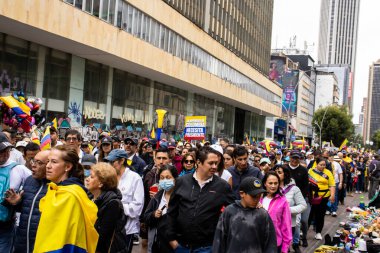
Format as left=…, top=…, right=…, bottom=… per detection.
left=132, top=193, right=365, bottom=253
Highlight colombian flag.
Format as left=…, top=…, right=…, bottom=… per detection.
left=52, top=118, right=58, bottom=129
left=0, top=95, right=31, bottom=116
left=339, top=138, right=348, bottom=151
left=40, top=127, right=51, bottom=151
left=34, top=182, right=99, bottom=253
left=150, top=126, right=156, bottom=139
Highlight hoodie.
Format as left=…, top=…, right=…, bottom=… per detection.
left=212, top=200, right=277, bottom=253
left=260, top=194, right=292, bottom=253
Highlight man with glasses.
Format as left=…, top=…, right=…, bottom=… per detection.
left=124, top=137, right=146, bottom=176
left=64, top=130, right=84, bottom=162
left=228, top=145, right=262, bottom=199
left=23, top=142, right=40, bottom=170
left=284, top=150, right=310, bottom=248
left=6, top=150, right=50, bottom=253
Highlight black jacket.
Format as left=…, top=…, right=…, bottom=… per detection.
left=285, top=164, right=309, bottom=198
left=228, top=165, right=263, bottom=200
left=14, top=177, right=49, bottom=253
left=131, top=155, right=147, bottom=176
left=166, top=173, right=235, bottom=248
left=212, top=201, right=277, bottom=253
left=143, top=190, right=173, bottom=253
left=94, top=189, right=128, bottom=253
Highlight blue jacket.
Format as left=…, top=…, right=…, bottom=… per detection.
left=14, top=176, right=49, bottom=253
left=132, top=155, right=147, bottom=176
left=228, top=165, right=263, bottom=200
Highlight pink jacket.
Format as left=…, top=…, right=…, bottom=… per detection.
left=260, top=194, right=292, bottom=253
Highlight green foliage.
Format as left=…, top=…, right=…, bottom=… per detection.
left=350, top=134, right=364, bottom=148
left=312, top=105, right=354, bottom=146
left=372, top=130, right=380, bottom=150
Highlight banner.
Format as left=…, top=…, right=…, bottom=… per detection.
left=282, top=69, right=299, bottom=115
left=184, top=116, right=206, bottom=141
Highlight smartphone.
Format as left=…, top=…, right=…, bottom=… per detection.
left=161, top=205, right=167, bottom=211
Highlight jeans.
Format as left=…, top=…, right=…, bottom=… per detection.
left=0, top=224, right=15, bottom=253
left=294, top=200, right=311, bottom=244
left=308, top=198, right=329, bottom=233
left=330, top=182, right=340, bottom=212
left=356, top=175, right=364, bottom=192
left=175, top=244, right=212, bottom=253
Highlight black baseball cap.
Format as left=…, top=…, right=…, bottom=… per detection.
left=101, top=136, right=113, bottom=145
left=0, top=133, right=13, bottom=151
left=81, top=154, right=97, bottom=166
left=290, top=150, right=301, bottom=158
left=124, top=136, right=138, bottom=145
left=239, top=177, right=266, bottom=196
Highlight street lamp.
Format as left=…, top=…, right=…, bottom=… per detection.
left=314, top=104, right=334, bottom=148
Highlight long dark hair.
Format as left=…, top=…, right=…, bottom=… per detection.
left=98, top=143, right=113, bottom=162
left=262, top=171, right=281, bottom=196
left=53, top=145, right=84, bottom=182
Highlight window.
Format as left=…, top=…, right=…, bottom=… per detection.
left=84, top=60, right=108, bottom=104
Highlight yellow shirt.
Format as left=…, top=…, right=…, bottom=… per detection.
left=308, top=168, right=335, bottom=198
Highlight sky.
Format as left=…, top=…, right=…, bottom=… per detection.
left=271, top=0, right=380, bottom=124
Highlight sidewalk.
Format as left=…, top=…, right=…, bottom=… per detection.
left=132, top=193, right=366, bottom=253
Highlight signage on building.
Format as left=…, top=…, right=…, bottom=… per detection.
left=83, top=106, right=105, bottom=120
left=184, top=116, right=206, bottom=140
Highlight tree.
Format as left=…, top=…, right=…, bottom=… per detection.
left=350, top=134, right=364, bottom=148
left=312, top=105, right=354, bottom=147
left=372, top=130, right=380, bottom=150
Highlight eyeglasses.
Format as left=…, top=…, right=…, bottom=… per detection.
left=81, top=145, right=89, bottom=148
left=66, top=137, right=78, bottom=142
left=30, top=159, right=46, bottom=166
left=184, top=160, right=194, bottom=164
left=125, top=142, right=133, bottom=146
left=254, top=159, right=260, bottom=162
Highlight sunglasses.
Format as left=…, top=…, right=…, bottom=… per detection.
left=254, top=159, right=260, bottom=162
left=66, top=137, right=78, bottom=142
left=81, top=144, right=89, bottom=148
left=125, top=141, right=134, bottom=145
left=184, top=160, right=194, bottom=164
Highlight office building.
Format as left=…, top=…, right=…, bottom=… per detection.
left=0, top=0, right=281, bottom=143
left=314, top=71, right=340, bottom=109
left=317, top=0, right=360, bottom=111
left=365, top=60, right=380, bottom=141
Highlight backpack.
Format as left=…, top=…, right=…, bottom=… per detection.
left=0, top=162, right=19, bottom=222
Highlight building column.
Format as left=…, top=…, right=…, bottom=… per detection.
left=35, top=46, right=46, bottom=102
left=211, top=99, right=217, bottom=139
left=186, top=92, right=194, bottom=115
left=147, top=80, right=155, bottom=129
left=105, top=67, right=113, bottom=126
left=68, top=56, right=85, bottom=127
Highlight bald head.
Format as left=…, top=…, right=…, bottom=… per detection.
left=31, top=150, right=50, bottom=179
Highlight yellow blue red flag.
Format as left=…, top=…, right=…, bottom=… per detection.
left=0, top=95, right=30, bottom=116
left=339, top=138, right=348, bottom=150
left=34, top=182, right=98, bottom=253
left=52, top=118, right=58, bottom=129
left=40, top=126, right=51, bottom=150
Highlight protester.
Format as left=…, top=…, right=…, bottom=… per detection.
left=112, top=135, right=121, bottom=150
left=327, top=155, right=343, bottom=217
left=23, top=142, right=41, bottom=169
left=0, top=137, right=31, bottom=252
left=124, top=137, right=147, bottom=176
left=143, top=165, right=178, bottom=253
left=308, top=157, right=336, bottom=240
left=284, top=150, right=310, bottom=247
left=228, top=145, right=263, bottom=199
left=1, top=132, right=26, bottom=165
left=65, top=129, right=85, bottom=162
left=223, top=150, right=234, bottom=169
left=259, top=157, right=271, bottom=176
left=368, top=154, right=380, bottom=199
left=5, top=150, right=49, bottom=253
left=141, top=141, right=154, bottom=166
left=167, top=147, right=235, bottom=253
left=82, top=154, right=97, bottom=187
left=212, top=177, right=277, bottom=253
left=276, top=166, right=307, bottom=253
left=261, top=171, right=292, bottom=253
left=105, top=149, right=144, bottom=253
left=33, top=145, right=98, bottom=253
left=50, top=126, right=63, bottom=148
left=211, top=144, right=233, bottom=186
left=87, top=162, right=128, bottom=253
left=168, top=142, right=182, bottom=173
left=96, top=136, right=113, bottom=162
left=356, top=156, right=365, bottom=193
left=219, top=138, right=229, bottom=150
left=15, top=140, right=27, bottom=154
left=179, top=153, right=196, bottom=176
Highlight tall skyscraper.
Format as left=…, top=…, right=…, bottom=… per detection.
left=317, top=0, right=360, bottom=111
left=365, top=60, right=380, bottom=141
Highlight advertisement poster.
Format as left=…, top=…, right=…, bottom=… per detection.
left=269, top=56, right=286, bottom=86
left=184, top=116, right=206, bottom=141
left=282, top=70, right=299, bottom=115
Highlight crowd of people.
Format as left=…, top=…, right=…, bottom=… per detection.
left=0, top=128, right=379, bottom=253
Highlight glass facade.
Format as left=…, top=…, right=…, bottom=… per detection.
left=0, top=34, right=38, bottom=96
left=63, top=0, right=281, bottom=104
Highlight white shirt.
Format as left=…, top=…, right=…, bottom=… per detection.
left=10, top=148, right=26, bottom=165
left=262, top=196, right=272, bottom=210
left=2, top=159, right=31, bottom=190
left=193, top=171, right=213, bottom=189
left=332, top=161, right=343, bottom=184
left=217, top=170, right=232, bottom=183
left=118, top=167, right=144, bottom=235
left=158, top=192, right=168, bottom=216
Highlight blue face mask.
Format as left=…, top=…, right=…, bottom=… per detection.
left=159, top=179, right=175, bottom=191
left=84, top=169, right=91, bottom=177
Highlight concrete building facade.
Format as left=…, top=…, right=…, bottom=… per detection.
left=365, top=60, right=380, bottom=142
left=315, top=71, right=340, bottom=110
left=0, top=0, right=281, bottom=143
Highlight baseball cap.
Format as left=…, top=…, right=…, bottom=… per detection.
left=16, top=141, right=28, bottom=148
left=239, top=177, right=266, bottom=196
left=290, top=150, right=301, bottom=158
left=333, top=155, right=341, bottom=161
left=259, top=157, right=271, bottom=165
left=0, top=133, right=13, bottom=151
left=111, top=136, right=121, bottom=142
left=167, top=141, right=176, bottom=149
left=210, top=144, right=223, bottom=155
left=124, top=137, right=138, bottom=145
left=342, top=150, right=347, bottom=154
left=104, top=149, right=129, bottom=162
left=101, top=136, right=113, bottom=145
left=81, top=154, right=97, bottom=166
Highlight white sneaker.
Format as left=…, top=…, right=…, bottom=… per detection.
left=315, top=233, right=322, bottom=240
left=332, top=212, right=337, bottom=217
left=359, top=191, right=362, bottom=194
left=325, top=211, right=331, bottom=215
left=355, top=191, right=359, bottom=194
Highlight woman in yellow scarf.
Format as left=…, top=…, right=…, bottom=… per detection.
left=34, top=145, right=98, bottom=253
